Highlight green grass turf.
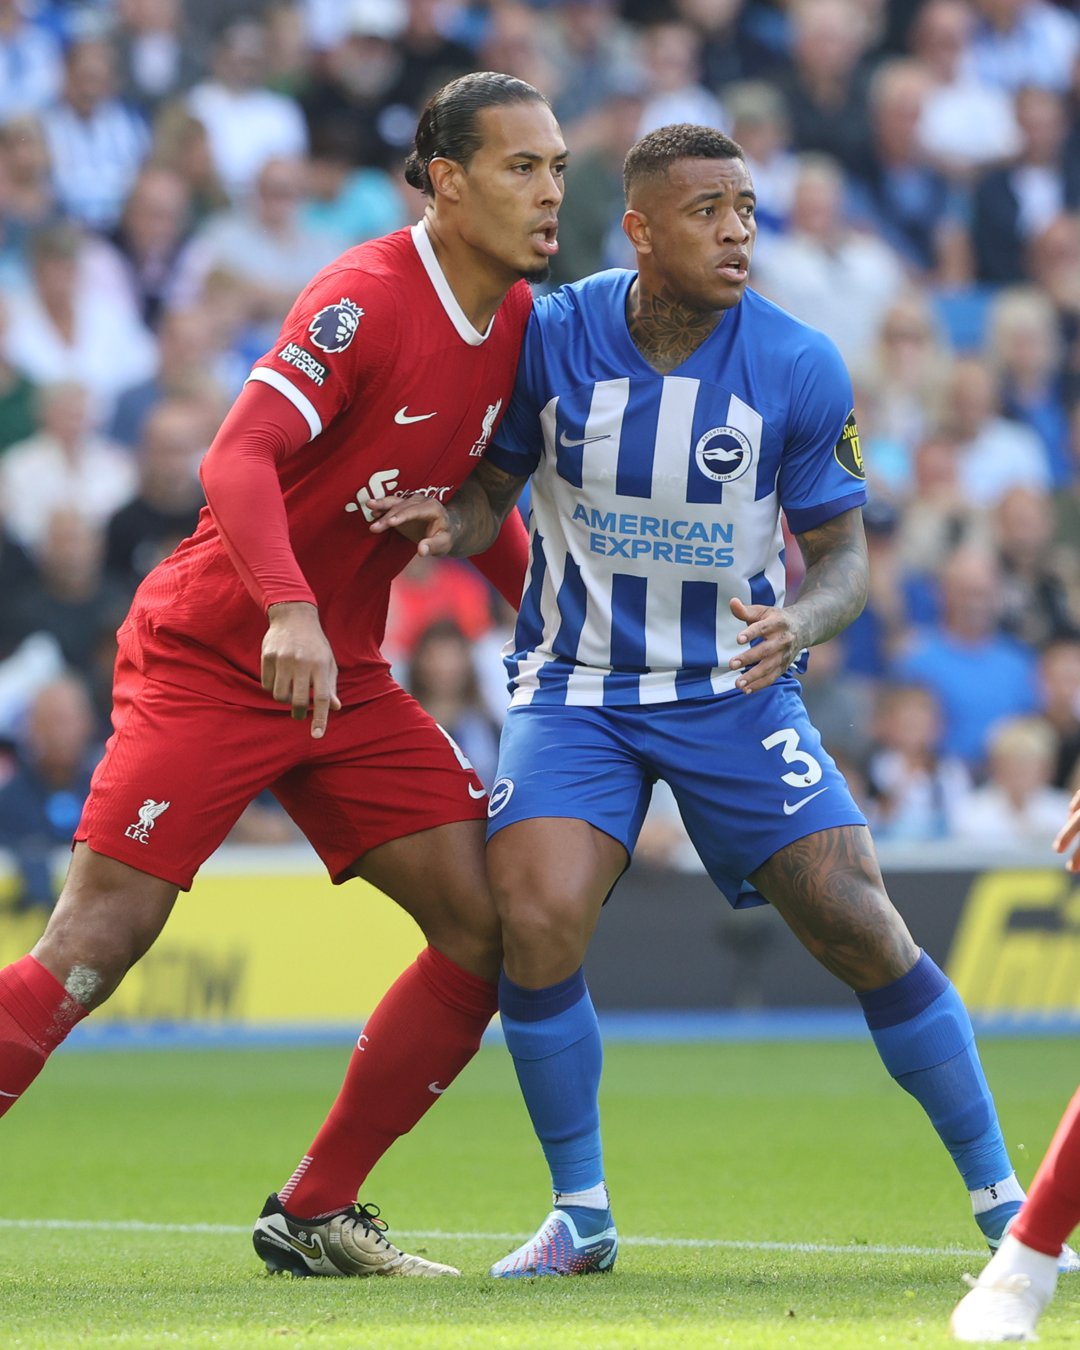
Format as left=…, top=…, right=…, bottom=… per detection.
left=1, top=1037, right=1078, bottom=1347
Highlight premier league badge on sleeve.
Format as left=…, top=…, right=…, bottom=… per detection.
left=308, top=297, right=364, bottom=353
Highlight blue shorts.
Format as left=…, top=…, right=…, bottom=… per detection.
left=487, top=678, right=866, bottom=908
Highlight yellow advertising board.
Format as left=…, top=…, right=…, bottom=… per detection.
left=947, top=867, right=1080, bottom=1016
left=0, top=849, right=426, bottom=1025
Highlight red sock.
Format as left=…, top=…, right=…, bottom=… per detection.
left=0, top=955, right=88, bottom=1118
left=1012, top=1087, right=1080, bottom=1256
left=280, top=946, right=497, bottom=1217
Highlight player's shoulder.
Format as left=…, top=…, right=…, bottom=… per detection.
left=297, top=228, right=415, bottom=308
left=740, top=287, right=846, bottom=371
left=533, top=268, right=632, bottom=324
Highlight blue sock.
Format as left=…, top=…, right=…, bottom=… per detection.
left=857, top=951, right=1012, bottom=1193
left=499, top=967, right=608, bottom=1222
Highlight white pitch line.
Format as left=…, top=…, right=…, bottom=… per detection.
left=0, top=1218, right=986, bottom=1258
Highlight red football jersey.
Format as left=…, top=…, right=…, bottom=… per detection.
left=122, top=223, right=533, bottom=706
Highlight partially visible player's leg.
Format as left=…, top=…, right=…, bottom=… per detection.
left=950, top=1087, right=1080, bottom=1341
left=0, top=846, right=177, bottom=1115
left=1, top=664, right=283, bottom=1120
left=270, top=819, right=500, bottom=1223
left=751, top=826, right=1029, bottom=1252
left=486, top=816, right=623, bottom=1277
left=261, top=688, right=503, bottom=1258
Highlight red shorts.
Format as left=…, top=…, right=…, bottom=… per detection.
left=75, top=656, right=489, bottom=890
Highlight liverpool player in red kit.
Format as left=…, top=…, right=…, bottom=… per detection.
left=0, top=72, right=566, bottom=1278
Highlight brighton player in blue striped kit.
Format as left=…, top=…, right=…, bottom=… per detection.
left=369, top=123, right=1075, bottom=1279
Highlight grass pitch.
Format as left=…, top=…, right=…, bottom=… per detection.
left=1, top=1035, right=1077, bottom=1347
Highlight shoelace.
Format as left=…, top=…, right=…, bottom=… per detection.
left=350, top=1201, right=391, bottom=1246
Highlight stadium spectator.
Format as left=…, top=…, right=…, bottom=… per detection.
left=774, top=0, right=877, bottom=179
left=970, top=85, right=1080, bottom=286
left=0, top=506, right=130, bottom=676
left=107, top=303, right=226, bottom=450
left=859, top=294, right=953, bottom=484
left=849, top=58, right=969, bottom=279
left=951, top=715, right=1070, bottom=849
left=931, top=356, right=1052, bottom=507
left=0, top=72, right=556, bottom=1286
left=299, top=0, right=418, bottom=173
left=104, top=397, right=206, bottom=591
left=751, top=152, right=907, bottom=369
left=539, top=0, right=641, bottom=129
left=866, top=682, right=972, bottom=841
left=407, top=618, right=502, bottom=788
left=390, top=0, right=475, bottom=114
left=673, top=0, right=777, bottom=89
left=112, top=0, right=204, bottom=115
left=796, top=634, right=875, bottom=767
left=994, top=484, right=1080, bottom=648
left=951, top=786, right=1080, bottom=1341
left=987, top=284, right=1072, bottom=485
left=723, top=80, right=798, bottom=239
left=175, top=155, right=342, bottom=326
left=1027, top=212, right=1080, bottom=408
left=94, top=165, right=195, bottom=331
left=892, top=545, right=1040, bottom=767
left=1, top=221, right=157, bottom=422
left=0, top=0, right=63, bottom=125
left=41, top=37, right=151, bottom=231
left=300, top=123, right=407, bottom=248
left=186, top=18, right=308, bottom=202
left=894, top=432, right=991, bottom=576
left=0, top=673, right=99, bottom=910
left=909, top=0, right=1021, bottom=178
left=477, top=2, right=559, bottom=100
left=1038, top=638, right=1080, bottom=789
left=384, top=552, right=500, bottom=674
left=546, top=82, right=641, bottom=286
left=839, top=497, right=935, bottom=679
left=0, top=114, right=60, bottom=268
left=0, top=381, right=136, bottom=553
left=635, top=19, right=724, bottom=136
left=148, top=102, right=230, bottom=225
left=1054, top=401, right=1080, bottom=549
left=969, top=0, right=1080, bottom=95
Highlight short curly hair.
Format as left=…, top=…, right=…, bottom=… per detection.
left=623, top=124, right=745, bottom=204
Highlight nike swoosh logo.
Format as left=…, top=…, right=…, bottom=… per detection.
left=395, top=407, right=437, bottom=424
left=559, top=431, right=611, bottom=448
left=0, top=1088, right=18, bottom=1098
left=468, top=784, right=487, bottom=799
left=429, top=1081, right=448, bottom=1094
left=783, top=787, right=829, bottom=815
left=270, top=1229, right=323, bottom=1260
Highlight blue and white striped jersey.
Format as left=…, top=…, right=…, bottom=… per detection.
left=487, top=270, right=867, bottom=708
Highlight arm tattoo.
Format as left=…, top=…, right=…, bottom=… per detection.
left=446, top=459, right=529, bottom=557
left=626, top=282, right=722, bottom=375
left=788, top=508, right=869, bottom=648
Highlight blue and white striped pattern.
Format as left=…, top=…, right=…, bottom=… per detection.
left=490, top=271, right=865, bottom=708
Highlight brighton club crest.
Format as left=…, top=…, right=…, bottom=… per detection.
left=124, top=798, right=171, bottom=844
left=694, top=425, right=754, bottom=483
left=308, top=298, right=364, bottom=353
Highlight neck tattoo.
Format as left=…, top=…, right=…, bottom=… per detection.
left=626, top=282, right=723, bottom=374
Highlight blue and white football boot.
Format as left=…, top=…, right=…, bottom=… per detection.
left=489, top=1206, right=618, bottom=1278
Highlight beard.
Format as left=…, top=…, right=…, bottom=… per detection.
left=519, top=261, right=551, bottom=284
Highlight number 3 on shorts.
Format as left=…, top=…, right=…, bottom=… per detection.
left=760, top=727, right=823, bottom=790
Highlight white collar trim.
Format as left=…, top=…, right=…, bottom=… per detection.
left=411, top=219, right=492, bottom=346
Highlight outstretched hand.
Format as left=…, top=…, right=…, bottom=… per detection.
left=1054, top=789, right=1080, bottom=872
left=262, top=601, right=341, bottom=738
left=366, top=495, right=453, bottom=556
left=728, top=596, right=805, bottom=694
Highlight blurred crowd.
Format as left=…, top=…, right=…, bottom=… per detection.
left=0, top=0, right=1079, bottom=902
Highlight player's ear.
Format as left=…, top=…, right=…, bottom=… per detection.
left=428, top=155, right=464, bottom=203
left=622, top=208, right=652, bottom=255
